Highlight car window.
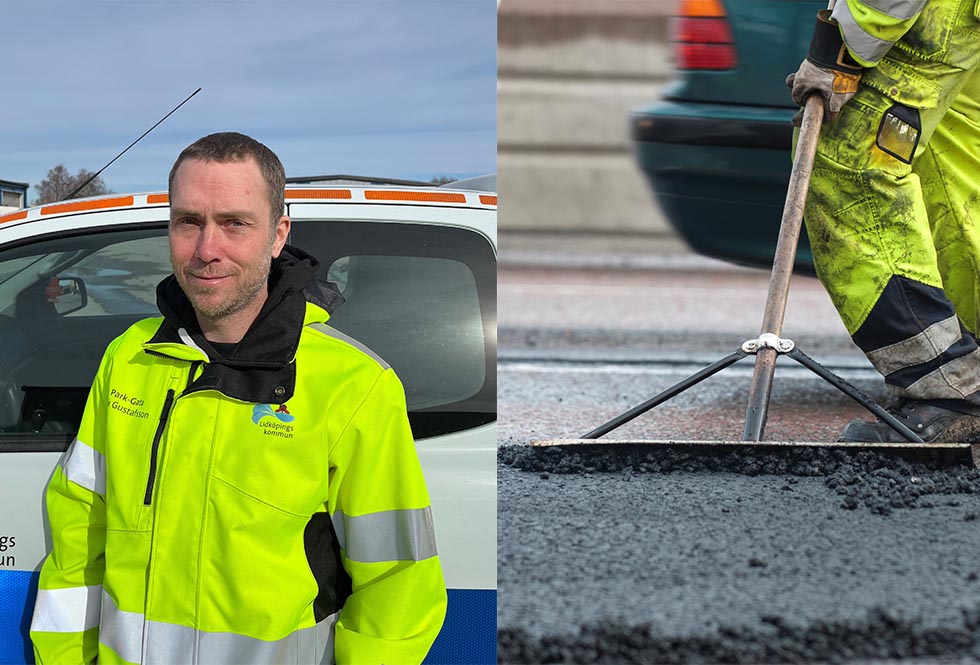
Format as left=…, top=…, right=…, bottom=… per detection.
left=0, top=256, right=43, bottom=288
left=0, top=216, right=495, bottom=446
left=327, top=255, right=485, bottom=409
left=0, top=227, right=169, bottom=443
left=60, top=235, right=171, bottom=317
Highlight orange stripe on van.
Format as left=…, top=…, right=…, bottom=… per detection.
left=41, top=196, right=135, bottom=215
left=479, top=195, right=497, bottom=206
left=285, top=189, right=353, bottom=200
left=0, top=210, right=28, bottom=225
left=365, top=191, right=466, bottom=203
left=147, top=194, right=169, bottom=204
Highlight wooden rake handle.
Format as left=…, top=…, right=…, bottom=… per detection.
left=743, top=93, right=825, bottom=441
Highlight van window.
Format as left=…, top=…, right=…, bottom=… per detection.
left=292, top=219, right=497, bottom=438
left=0, top=217, right=495, bottom=447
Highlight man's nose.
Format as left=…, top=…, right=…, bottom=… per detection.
left=194, top=224, right=221, bottom=261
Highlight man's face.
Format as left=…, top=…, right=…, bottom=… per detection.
left=168, top=157, right=289, bottom=324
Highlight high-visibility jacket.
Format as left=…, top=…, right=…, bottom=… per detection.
left=30, top=250, right=447, bottom=664
left=831, top=0, right=930, bottom=67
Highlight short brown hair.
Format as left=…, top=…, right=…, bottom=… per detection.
left=168, top=132, right=285, bottom=221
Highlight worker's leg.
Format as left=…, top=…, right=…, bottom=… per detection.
left=804, top=0, right=980, bottom=403
left=917, top=65, right=980, bottom=336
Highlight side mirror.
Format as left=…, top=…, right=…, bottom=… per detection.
left=45, top=277, right=88, bottom=315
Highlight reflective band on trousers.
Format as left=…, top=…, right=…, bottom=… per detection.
left=100, top=592, right=338, bottom=665
left=832, top=0, right=896, bottom=63
left=331, top=507, right=438, bottom=563
left=896, top=349, right=980, bottom=399
left=31, top=584, right=102, bottom=633
left=62, top=437, right=106, bottom=496
left=866, top=315, right=964, bottom=375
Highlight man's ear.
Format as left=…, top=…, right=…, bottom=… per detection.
left=272, top=215, right=291, bottom=257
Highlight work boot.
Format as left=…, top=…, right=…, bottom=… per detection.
left=839, top=398, right=980, bottom=443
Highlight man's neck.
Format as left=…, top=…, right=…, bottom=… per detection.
left=198, top=291, right=268, bottom=344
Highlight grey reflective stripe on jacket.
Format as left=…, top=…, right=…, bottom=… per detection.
left=61, top=438, right=106, bottom=496
left=331, top=507, right=439, bottom=563
left=307, top=323, right=389, bottom=370
left=831, top=0, right=928, bottom=64
left=859, top=0, right=926, bottom=20
left=31, top=585, right=102, bottom=633
left=100, top=591, right=338, bottom=665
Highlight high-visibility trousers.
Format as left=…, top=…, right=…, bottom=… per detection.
left=804, top=0, right=980, bottom=401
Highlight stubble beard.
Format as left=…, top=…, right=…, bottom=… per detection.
left=174, top=258, right=271, bottom=324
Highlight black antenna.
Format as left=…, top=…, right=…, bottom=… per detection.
left=66, top=87, right=202, bottom=200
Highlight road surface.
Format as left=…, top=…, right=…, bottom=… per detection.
left=497, top=259, right=980, bottom=663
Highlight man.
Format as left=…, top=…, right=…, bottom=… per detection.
left=787, top=0, right=980, bottom=442
left=30, top=132, right=447, bottom=664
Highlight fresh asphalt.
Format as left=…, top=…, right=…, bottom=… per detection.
left=497, top=237, right=980, bottom=663
left=498, top=447, right=980, bottom=663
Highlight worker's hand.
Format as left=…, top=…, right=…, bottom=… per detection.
left=786, top=9, right=863, bottom=126
left=786, top=60, right=861, bottom=126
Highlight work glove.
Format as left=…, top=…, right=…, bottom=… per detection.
left=786, top=9, right=863, bottom=126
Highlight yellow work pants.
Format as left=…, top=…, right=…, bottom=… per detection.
left=804, top=0, right=980, bottom=400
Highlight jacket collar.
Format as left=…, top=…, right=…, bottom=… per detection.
left=144, top=245, right=344, bottom=404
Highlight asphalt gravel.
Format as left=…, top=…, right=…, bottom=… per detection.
left=498, top=446, right=980, bottom=663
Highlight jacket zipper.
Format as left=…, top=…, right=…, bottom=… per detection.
left=143, top=389, right=176, bottom=505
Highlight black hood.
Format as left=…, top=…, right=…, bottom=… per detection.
left=148, top=245, right=344, bottom=403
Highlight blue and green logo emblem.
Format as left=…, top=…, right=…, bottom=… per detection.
left=252, top=403, right=296, bottom=425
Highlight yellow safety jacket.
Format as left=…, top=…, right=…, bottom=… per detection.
left=831, top=0, right=930, bottom=67
left=30, top=250, right=447, bottom=664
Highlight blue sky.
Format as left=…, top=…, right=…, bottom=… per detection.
left=1, top=0, right=497, bottom=201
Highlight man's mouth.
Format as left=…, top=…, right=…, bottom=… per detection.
left=188, top=273, right=231, bottom=284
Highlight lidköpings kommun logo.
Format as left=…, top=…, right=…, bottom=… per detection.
left=252, top=403, right=296, bottom=425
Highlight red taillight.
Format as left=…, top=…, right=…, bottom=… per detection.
left=672, top=0, right=737, bottom=70
left=676, top=41, right=738, bottom=70
left=674, top=17, right=733, bottom=44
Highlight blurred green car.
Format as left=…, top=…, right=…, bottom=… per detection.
left=632, top=0, right=824, bottom=272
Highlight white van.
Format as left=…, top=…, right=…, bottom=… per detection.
left=0, top=185, right=497, bottom=664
